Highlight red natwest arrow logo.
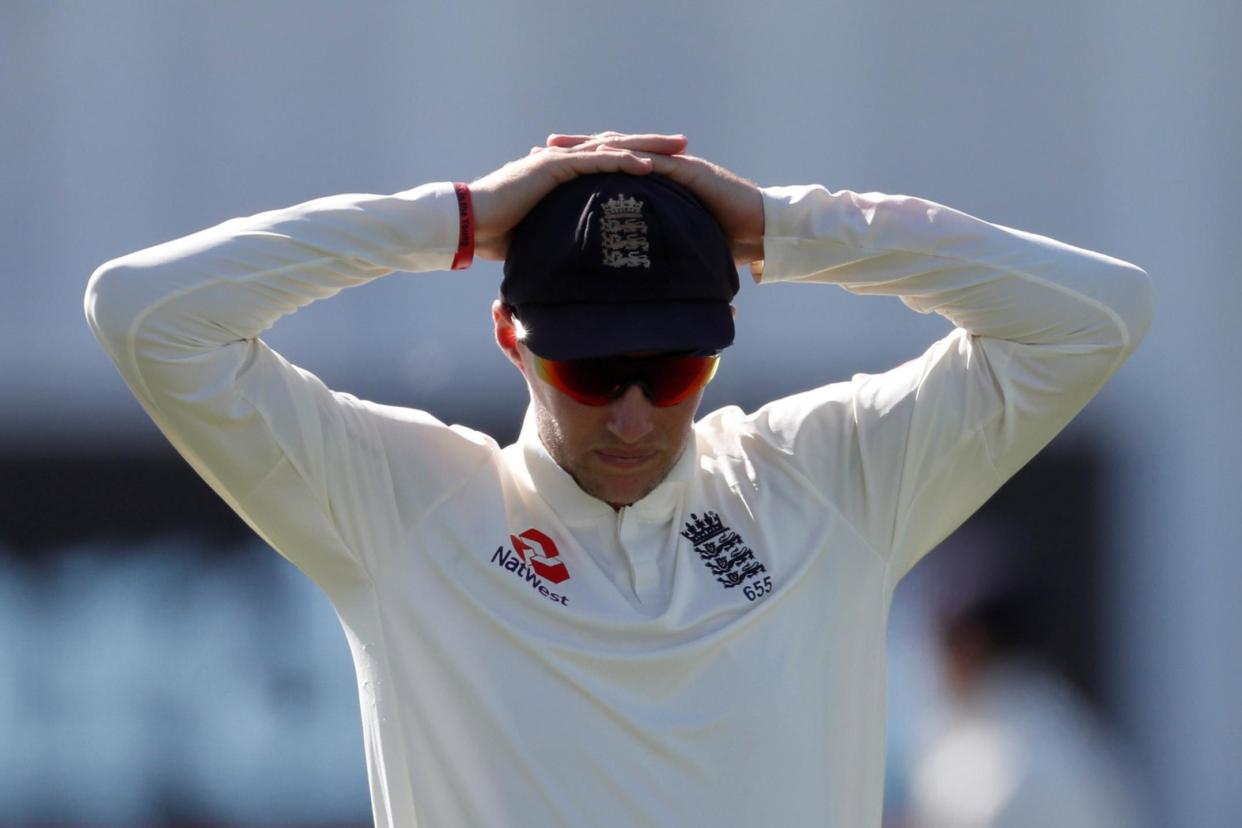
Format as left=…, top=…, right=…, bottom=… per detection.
left=509, top=528, right=570, bottom=584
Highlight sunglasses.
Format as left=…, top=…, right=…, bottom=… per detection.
left=533, top=351, right=720, bottom=407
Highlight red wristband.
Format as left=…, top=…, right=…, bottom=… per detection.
left=451, top=182, right=475, bottom=270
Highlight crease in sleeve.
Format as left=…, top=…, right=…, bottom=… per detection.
left=882, top=334, right=1008, bottom=578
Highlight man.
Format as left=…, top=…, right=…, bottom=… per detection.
left=85, top=132, right=1151, bottom=827
left=907, top=586, right=1146, bottom=828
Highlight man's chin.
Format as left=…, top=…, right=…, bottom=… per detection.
left=581, top=470, right=666, bottom=511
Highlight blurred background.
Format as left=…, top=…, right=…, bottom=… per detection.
left=2, top=1, right=1239, bottom=825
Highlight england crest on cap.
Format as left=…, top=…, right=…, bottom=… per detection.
left=600, top=194, right=651, bottom=269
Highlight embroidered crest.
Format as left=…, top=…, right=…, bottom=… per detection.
left=681, top=511, right=772, bottom=600
left=599, top=194, right=651, bottom=269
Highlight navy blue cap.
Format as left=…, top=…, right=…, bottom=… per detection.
left=502, top=173, right=738, bottom=360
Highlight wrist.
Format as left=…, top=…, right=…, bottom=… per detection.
left=451, top=182, right=475, bottom=270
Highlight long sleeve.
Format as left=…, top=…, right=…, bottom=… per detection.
left=84, top=182, right=496, bottom=587
left=751, top=185, right=1152, bottom=580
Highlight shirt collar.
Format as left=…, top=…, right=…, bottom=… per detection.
left=516, top=405, right=696, bottom=525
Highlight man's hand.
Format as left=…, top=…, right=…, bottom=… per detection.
left=470, top=133, right=688, bottom=260
left=547, top=133, right=765, bottom=266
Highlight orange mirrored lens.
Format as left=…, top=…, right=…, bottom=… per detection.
left=535, top=353, right=719, bottom=407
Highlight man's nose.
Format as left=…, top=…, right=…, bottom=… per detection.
left=606, top=384, right=656, bottom=444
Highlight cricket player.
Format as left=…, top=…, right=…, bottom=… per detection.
left=84, top=132, right=1151, bottom=826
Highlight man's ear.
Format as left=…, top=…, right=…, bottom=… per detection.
left=492, top=299, right=526, bottom=374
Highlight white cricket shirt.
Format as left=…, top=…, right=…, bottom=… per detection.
left=85, top=180, right=1151, bottom=827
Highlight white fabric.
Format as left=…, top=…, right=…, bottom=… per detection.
left=85, top=180, right=1151, bottom=827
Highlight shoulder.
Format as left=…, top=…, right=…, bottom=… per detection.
left=345, top=395, right=501, bottom=464
left=689, top=363, right=928, bottom=507
left=324, top=394, right=505, bottom=507
left=693, top=374, right=871, bottom=459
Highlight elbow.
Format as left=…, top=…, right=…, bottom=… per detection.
left=84, top=259, right=120, bottom=340
left=84, top=257, right=142, bottom=352
left=1115, top=261, right=1154, bottom=355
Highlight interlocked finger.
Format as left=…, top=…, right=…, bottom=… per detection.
left=546, top=132, right=688, bottom=156
left=542, top=146, right=654, bottom=181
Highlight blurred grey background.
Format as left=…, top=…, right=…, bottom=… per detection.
left=2, top=1, right=1238, bottom=825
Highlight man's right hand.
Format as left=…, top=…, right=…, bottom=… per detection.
left=470, top=133, right=688, bottom=261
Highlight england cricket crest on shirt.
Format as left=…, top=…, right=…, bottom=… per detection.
left=599, top=194, right=651, bottom=269
left=681, top=511, right=773, bottom=602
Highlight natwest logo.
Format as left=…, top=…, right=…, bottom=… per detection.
left=490, top=528, right=571, bottom=606
left=510, top=528, right=570, bottom=583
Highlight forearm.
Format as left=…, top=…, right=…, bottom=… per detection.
left=85, top=182, right=461, bottom=364
left=756, top=186, right=1153, bottom=354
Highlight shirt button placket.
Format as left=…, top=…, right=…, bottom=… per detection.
left=619, top=507, right=661, bottom=607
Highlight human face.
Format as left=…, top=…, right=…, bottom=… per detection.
left=519, top=346, right=703, bottom=509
